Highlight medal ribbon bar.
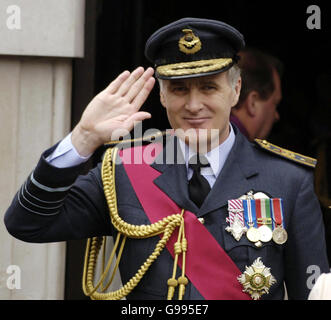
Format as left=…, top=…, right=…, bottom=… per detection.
left=243, top=199, right=258, bottom=228
left=256, top=199, right=272, bottom=230
left=227, top=199, right=245, bottom=226
left=270, top=198, right=285, bottom=228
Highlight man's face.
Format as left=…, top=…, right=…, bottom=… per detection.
left=159, top=71, right=241, bottom=150
left=253, top=69, right=282, bottom=139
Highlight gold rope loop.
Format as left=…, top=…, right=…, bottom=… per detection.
left=82, top=147, right=187, bottom=300
left=182, top=238, right=188, bottom=252
left=174, top=242, right=182, bottom=255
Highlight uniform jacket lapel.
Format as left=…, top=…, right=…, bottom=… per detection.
left=150, top=127, right=259, bottom=216
left=199, top=127, right=259, bottom=217
left=150, top=135, right=197, bottom=213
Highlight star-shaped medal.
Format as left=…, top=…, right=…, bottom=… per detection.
left=225, top=214, right=247, bottom=241
left=238, top=257, right=276, bottom=300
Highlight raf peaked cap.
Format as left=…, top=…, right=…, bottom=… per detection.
left=145, top=17, right=245, bottom=79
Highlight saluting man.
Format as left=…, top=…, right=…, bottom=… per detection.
left=4, top=18, right=329, bottom=300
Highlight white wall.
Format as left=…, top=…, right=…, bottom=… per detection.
left=0, top=0, right=85, bottom=57
left=0, top=57, right=72, bottom=299
left=0, top=0, right=85, bottom=300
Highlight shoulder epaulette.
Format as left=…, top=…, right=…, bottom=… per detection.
left=104, top=130, right=170, bottom=147
left=254, top=138, right=317, bottom=168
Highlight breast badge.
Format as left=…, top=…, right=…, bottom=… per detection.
left=238, top=257, right=276, bottom=300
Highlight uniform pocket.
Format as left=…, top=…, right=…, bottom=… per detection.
left=221, top=221, right=277, bottom=272
left=221, top=222, right=285, bottom=299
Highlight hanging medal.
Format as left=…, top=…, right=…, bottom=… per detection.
left=255, top=199, right=273, bottom=243
left=270, top=198, right=288, bottom=245
left=243, top=199, right=260, bottom=244
left=226, top=199, right=247, bottom=241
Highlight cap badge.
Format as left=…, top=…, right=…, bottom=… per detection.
left=178, top=29, right=202, bottom=55
left=238, top=257, right=276, bottom=300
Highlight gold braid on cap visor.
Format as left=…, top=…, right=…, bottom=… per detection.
left=156, top=57, right=233, bottom=77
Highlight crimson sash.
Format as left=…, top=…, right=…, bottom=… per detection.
left=119, top=144, right=250, bottom=300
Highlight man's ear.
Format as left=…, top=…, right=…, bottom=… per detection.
left=246, top=91, right=259, bottom=116
left=160, top=90, right=166, bottom=108
left=231, top=77, right=242, bottom=107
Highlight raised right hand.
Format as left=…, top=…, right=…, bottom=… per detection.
left=71, top=67, right=155, bottom=157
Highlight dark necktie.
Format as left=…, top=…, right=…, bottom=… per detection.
left=188, top=155, right=211, bottom=208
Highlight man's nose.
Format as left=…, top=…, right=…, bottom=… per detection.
left=185, top=90, right=203, bottom=113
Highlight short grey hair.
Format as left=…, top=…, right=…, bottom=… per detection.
left=227, top=64, right=241, bottom=90
left=158, top=78, right=165, bottom=91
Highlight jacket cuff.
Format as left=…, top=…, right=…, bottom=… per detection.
left=17, top=144, right=89, bottom=216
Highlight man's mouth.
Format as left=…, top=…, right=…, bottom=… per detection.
left=183, top=117, right=210, bottom=126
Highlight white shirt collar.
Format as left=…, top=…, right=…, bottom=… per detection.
left=178, top=124, right=235, bottom=178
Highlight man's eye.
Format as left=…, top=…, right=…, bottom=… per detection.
left=201, top=85, right=216, bottom=91
left=172, top=87, right=187, bottom=92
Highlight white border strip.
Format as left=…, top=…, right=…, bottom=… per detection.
left=30, top=172, right=72, bottom=192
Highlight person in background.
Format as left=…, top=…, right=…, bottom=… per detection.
left=231, top=48, right=283, bottom=141
left=311, top=74, right=331, bottom=266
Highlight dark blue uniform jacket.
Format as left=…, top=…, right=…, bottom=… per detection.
left=4, top=127, right=330, bottom=299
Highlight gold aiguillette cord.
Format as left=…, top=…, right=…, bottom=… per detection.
left=167, top=209, right=188, bottom=300
left=82, top=147, right=188, bottom=300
